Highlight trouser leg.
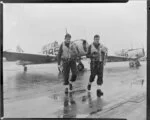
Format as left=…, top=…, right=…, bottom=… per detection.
left=97, top=62, right=104, bottom=86
left=70, top=61, right=77, bottom=82
left=63, top=61, right=70, bottom=85
left=87, top=61, right=96, bottom=91
left=89, top=74, right=96, bottom=83
left=89, top=61, right=97, bottom=84
left=96, top=62, right=104, bottom=97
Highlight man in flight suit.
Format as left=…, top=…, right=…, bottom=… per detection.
left=86, top=34, right=107, bottom=97
left=57, top=33, right=78, bottom=94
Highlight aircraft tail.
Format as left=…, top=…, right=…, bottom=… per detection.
left=142, top=48, right=145, bottom=56
left=16, top=45, right=24, bottom=53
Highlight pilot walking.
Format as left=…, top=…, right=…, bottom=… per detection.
left=57, top=33, right=78, bottom=94
left=86, top=34, right=107, bottom=97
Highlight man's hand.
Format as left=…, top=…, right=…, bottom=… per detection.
left=58, top=65, right=63, bottom=72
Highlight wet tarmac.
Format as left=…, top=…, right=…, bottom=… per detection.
left=3, top=60, right=146, bottom=119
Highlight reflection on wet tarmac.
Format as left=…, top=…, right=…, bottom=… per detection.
left=3, top=61, right=146, bottom=118
left=58, top=91, right=105, bottom=118
left=63, top=93, right=77, bottom=118
left=83, top=92, right=104, bottom=115
left=12, top=72, right=60, bottom=93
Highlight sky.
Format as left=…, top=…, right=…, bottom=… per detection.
left=3, top=0, right=147, bottom=55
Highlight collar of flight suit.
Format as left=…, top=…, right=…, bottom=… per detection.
left=64, top=41, right=70, bottom=48
left=93, top=42, right=100, bottom=49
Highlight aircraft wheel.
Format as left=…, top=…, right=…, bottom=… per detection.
left=129, top=61, right=134, bottom=68
left=77, top=62, right=84, bottom=71
left=24, top=66, right=27, bottom=72
left=135, top=60, right=141, bottom=67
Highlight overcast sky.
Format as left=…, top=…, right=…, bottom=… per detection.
left=4, top=0, right=147, bottom=55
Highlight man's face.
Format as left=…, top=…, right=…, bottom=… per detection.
left=94, top=37, right=100, bottom=44
left=65, top=37, right=71, bottom=44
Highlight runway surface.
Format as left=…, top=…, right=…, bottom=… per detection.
left=3, top=60, right=146, bottom=119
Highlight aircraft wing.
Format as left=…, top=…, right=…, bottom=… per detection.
left=107, top=48, right=145, bottom=62
left=3, top=51, right=57, bottom=65
left=106, top=55, right=136, bottom=62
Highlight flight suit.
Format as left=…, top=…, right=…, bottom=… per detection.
left=58, top=42, right=78, bottom=85
left=87, top=43, right=107, bottom=86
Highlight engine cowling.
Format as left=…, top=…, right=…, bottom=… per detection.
left=71, top=39, right=89, bottom=57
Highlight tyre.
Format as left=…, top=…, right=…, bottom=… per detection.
left=77, top=62, right=84, bottom=71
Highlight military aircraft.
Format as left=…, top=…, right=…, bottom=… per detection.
left=114, top=48, right=145, bottom=67
left=3, top=39, right=89, bottom=72
left=3, top=39, right=145, bottom=72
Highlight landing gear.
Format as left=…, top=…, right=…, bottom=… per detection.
left=135, top=60, right=141, bottom=67
left=23, top=65, right=27, bottom=72
left=59, top=61, right=84, bottom=73
left=129, top=61, right=134, bottom=68
left=77, top=62, right=84, bottom=72
left=129, top=60, right=141, bottom=68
